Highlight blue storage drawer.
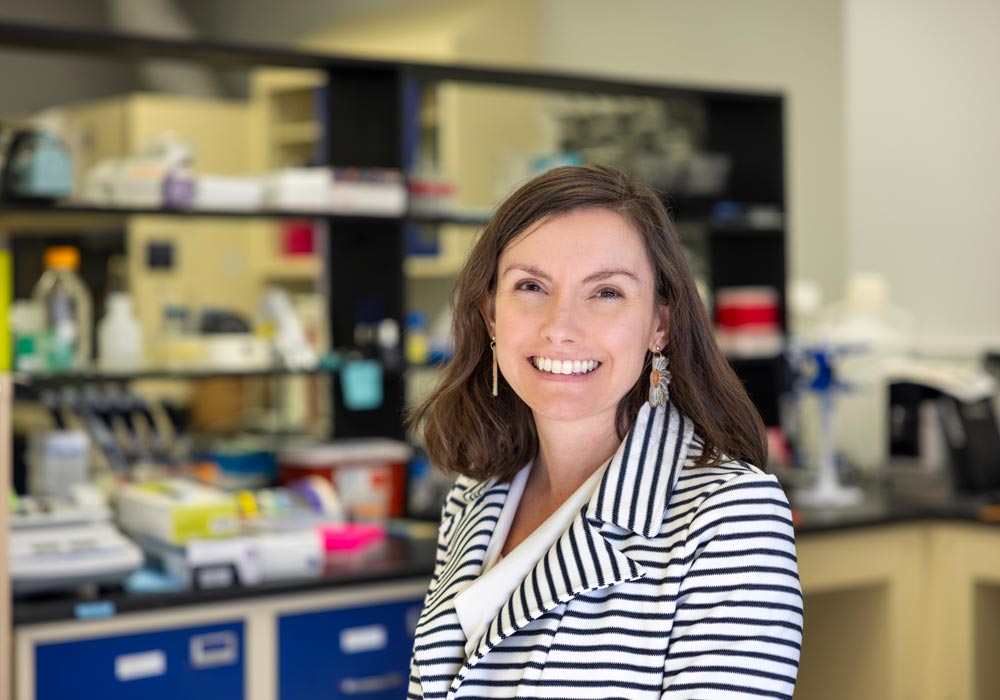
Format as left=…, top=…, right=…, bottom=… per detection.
left=278, top=597, right=423, bottom=700
left=35, top=620, right=244, bottom=700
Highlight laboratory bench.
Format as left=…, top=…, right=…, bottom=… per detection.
left=12, top=500, right=1000, bottom=699
left=12, top=535, right=436, bottom=627
left=12, top=535, right=436, bottom=700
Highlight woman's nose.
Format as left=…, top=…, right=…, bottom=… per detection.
left=539, top=296, right=581, bottom=344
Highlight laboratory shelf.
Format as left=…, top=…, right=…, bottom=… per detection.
left=0, top=202, right=392, bottom=224
left=0, top=201, right=490, bottom=227
left=12, top=366, right=335, bottom=390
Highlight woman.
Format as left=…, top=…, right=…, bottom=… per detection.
left=408, top=165, right=802, bottom=699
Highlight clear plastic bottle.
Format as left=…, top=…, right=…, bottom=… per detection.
left=98, top=292, right=144, bottom=371
left=32, top=246, right=92, bottom=370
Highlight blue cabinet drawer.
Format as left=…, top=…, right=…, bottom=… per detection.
left=278, top=597, right=423, bottom=700
left=35, top=621, right=244, bottom=700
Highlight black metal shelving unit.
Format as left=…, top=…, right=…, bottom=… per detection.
left=2, top=21, right=789, bottom=431
left=0, top=20, right=788, bottom=431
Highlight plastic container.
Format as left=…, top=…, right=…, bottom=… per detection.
left=715, top=286, right=783, bottom=358
left=278, top=439, right=412, bottom=520
left=280, top=219, right=315, bottom=255
left=98, top=292, right=144, bottom=371
left=10, top=300, right=45, bottom=372
left=27, top=429, right=90, bottom=498
left=405, top=310, right=430, bottom=365
left=317, top=522, right=386, bottom=553
left=208, top=447, right=277, bottom=490
left=815, top=272, right=914, bottom=472
left=32, top=246, right=92, bottom=370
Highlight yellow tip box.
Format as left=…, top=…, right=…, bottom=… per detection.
left=117, top=480, right=240, bottom=545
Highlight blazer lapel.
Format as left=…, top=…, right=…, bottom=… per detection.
left=450, top=403, right=693, bottom=698
left=421, top=477, right=508, bottom=617
left=450, top=514, right=644, bottom=697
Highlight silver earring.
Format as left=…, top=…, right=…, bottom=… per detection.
left=648, top=346, right=670, bottom=408
left=491, top=336, right=498, bottom=397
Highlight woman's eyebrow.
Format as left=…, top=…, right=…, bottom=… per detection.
left=502, top=263, right=551, bottom=281
left=581, top=267, right=641, bottom=284
left=502, top=264, right=640, bottom=284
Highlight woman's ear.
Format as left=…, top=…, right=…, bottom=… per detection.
left=653, top=305, right=670, bottom=349
left=478, top=294, right=496, bottom=337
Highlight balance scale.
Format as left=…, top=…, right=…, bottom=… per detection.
left=9, top=490, right=143, bottom=594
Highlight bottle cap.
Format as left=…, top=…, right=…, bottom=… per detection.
left=44, top=246, right=80, bottom=270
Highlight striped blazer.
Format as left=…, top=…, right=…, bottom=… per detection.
left=409, top=401, right=803, bottom=699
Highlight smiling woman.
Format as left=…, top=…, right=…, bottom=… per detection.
left=406, top=165, right=802, bottom=699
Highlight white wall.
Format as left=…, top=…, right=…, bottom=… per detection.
left=538, top=0, right=847, bottom=307
left=845, top=0, right=1000, bottom=356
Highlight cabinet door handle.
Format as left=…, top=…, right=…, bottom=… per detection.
left=189, top=630, right=239, bottom=668
left=339, top=671, right=404, bottom=695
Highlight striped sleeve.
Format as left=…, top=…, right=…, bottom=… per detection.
left=408, top=479, right=466, bottom=700
left=662, top=471, right=803, bottom=699
left=407, top=653, right=423, bottom=699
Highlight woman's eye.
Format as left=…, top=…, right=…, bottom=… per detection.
left=515, top=281, right=543, bottom=292
left=597, top=288, right=622, bottom=299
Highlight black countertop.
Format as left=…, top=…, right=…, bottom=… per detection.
left=793, top=491, right=998, bottom=534
left=15, top=498, right=1000, bottom=627
left=13, top=535, right=438, bottom=627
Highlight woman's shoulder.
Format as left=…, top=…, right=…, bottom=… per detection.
left=682, top=434, right=778, bottom=485
left=670, top=449, right=793, bottom=526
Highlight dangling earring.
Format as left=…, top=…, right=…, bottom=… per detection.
left=648, top=346, right=671, bottom=408
left=490, top=336, right=498, bottom=397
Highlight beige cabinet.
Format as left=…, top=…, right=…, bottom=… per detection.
left=63, top=93, right=250, bottom=179
left=797, top=521, right=1000, bottom=700
left=248, top=68, right=325, bottom=172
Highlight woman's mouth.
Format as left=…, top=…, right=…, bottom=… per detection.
left=530, top=356, right=601, bottom=376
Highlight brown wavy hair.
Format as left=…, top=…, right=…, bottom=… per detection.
left=408, top=164, right=766, bottom=482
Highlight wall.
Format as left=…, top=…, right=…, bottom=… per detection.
left=537, top=0, right=847, bottom=313
left=176, top=0, right=430, bottom=47
left=845, top=0, right=1000, bottom=356
left=0, top=0, right=138, bottom=115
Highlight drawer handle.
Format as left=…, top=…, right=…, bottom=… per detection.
left=190, top=630, right=239, bottom=669
left=339, top=672, right=404, bottom=695
left=114, top=650, right=167, bottom=681
left=339, top=624, right=387, bottom=654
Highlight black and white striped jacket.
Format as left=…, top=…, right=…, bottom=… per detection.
left=409, top=401, right=802, bottom=699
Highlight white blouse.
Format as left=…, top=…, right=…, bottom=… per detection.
left=453, top=461, right=608, bottom=660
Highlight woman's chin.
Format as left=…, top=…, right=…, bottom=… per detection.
left=522, top=396, right=618, bottom=425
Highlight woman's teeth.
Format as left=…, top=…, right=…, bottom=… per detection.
left=531, top=357, right=600, bottom=375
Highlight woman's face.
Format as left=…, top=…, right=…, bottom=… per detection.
left=490, top=207, right=667, bottom=427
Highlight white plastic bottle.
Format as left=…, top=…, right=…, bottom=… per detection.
left=816, top=272, right=914, bottom=473
left=32, top=246, right=92, bottom=371
left=98, top=292, right=144, bottom=371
